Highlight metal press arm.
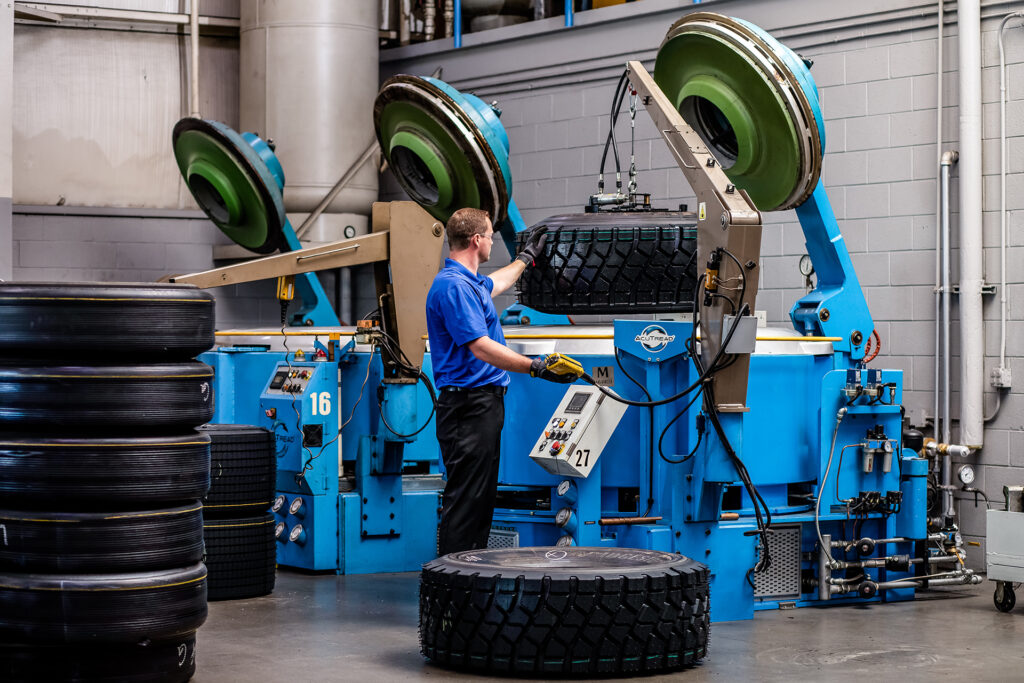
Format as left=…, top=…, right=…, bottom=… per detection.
left=627, top=60, right=762, bottom=408
left=171, top=201, right=444, bottom=375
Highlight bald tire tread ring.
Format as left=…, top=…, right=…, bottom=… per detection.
left=0, top=282, right=214, bottom=361
left=200, top=424, right=276, bottom=518
left=0, top=633, right=196, bottom=683
left=202, top=513, right=276, bottom=601
left=0, top=503, right=204, bottom=573
left=0, top=362, right=214, bottom=432
left=419, top=547, right=710, bottom=675
left=0, top=563, right=207, bottom=643
left=515, top=219, right=699, bottom=315
left=0, top=433, right=210, bottom=509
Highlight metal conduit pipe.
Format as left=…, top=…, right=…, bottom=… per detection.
left=831, top=555, right=960, bottom=570
left=830, top=533, right=945, bottom=548
left=958, top=0, right=985, bottom=449
left=996, top=12, right=1024, bottom=401
left=933, top=0, right=945, bottom=447
left=940, top=150, right=958, bottom=519
left=829, top=572, right=982, bottom=595
left=189, top=0, right=200, bottom=118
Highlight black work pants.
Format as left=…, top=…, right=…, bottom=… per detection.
left=435, top=386, right=505, bottom=556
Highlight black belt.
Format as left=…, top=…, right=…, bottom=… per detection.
left=440, top=384, right=507, bottom=396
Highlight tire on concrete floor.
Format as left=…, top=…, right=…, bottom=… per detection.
left=0, top=503, right=204, bottom=573
left=0, top=563, right=207, bottom=643
left=419, top=547, right=710, bottom=675
left=515, top=214, right=699, bottom=315
left=0, top=433, right=211, bottom=508
left=0, top=282, right=215, bottom=361
left=0, top=362, right=214, bottom=432
left=0, top=632, right=197, bottom=683
left=200, top=424, right=276, bottom=518
left=203, top=512, right=276, bottom=601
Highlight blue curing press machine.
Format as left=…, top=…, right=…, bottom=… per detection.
left=171, top=11, right=978, bottom=620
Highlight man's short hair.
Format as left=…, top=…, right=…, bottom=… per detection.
left=446, top=208, right=491, bottom=250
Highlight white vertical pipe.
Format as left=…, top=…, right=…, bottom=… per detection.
left=189, top=0, right=200, bottom=118
left=957, top=0, right=984, bottom=449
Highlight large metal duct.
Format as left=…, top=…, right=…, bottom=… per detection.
left=240, top=1, right=378, bottom=240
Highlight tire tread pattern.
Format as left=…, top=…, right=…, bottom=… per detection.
left=203, top=513, right=276, bottom=601
left=201, top=425, right=276, bottom=517
left=516, top=221, right=699, bottom=315
left=419, top=552, right=710, bottom=674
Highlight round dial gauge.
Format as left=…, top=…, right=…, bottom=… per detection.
left=958, top=464, right=976, bottom=486
left=799, top=254, right=815, bottom=276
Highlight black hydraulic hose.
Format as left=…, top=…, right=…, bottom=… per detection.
left=378, top=370, right=438, bottom=439
left=615, top=347, right=655, bottom=514
left=599, top=69, right=629, bottom=185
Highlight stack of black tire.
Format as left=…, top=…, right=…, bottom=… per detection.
left=200, top=424, right=277, bottom=601
left=0, top=283, right=216, bottom=683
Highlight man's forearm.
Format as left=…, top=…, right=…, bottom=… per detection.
left=489, top=260, right=526, bottom=298
left=467, top=336, right=532, bottom=374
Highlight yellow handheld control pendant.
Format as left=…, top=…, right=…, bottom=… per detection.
left=531, top=352, right=584, bottom=384
left=544, top=353, right=584, bottom=377
left=276, top=275, right=295, bottom=302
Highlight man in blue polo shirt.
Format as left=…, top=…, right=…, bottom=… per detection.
left=426, top=207, right=582, bottom=556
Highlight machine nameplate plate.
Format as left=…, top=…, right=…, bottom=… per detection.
left=591, top=366, right=614, bottom=387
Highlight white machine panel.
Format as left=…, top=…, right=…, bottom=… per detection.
left=529, top=385, right=627, bottom=478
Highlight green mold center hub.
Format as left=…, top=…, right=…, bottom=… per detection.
left=654, top=30, right=804, bottom=211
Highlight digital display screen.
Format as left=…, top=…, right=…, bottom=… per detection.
left=269, top=370, right=288, bottom=390
left=564, top=392, right=590, bottom=414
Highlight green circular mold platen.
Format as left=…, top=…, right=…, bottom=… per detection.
left=654, top=14, right=818, bottom=211
left=172, top=119, right=285, bottom=254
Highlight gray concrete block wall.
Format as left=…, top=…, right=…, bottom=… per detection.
left=12, top=209, right=281, bottom=328
left=381, top=0, right=1024, bottom=563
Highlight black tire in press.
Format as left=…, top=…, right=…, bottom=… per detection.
left=0, top=503, right=204, bottom=573
left=203, top=513, right=276, bottom=601
left=0, top=632, right=196, bottom=683
left=0, top=563, right=207, bottom=643
left=419, top=546, right=709, bottom=675
left=0, top=362, right=214, bottom=431
left=0, top=282, right=215, bottom=361
left=0, top=433, right=211, bottom=508
left=515, top=213, right=699, bottom=315
left=200, top=424, right=276, bottom=518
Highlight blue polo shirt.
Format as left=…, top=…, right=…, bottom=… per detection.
left=426, top=258, right=510, bottom=389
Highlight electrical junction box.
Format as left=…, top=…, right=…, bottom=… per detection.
left=987, top=510, right=1024, bottom=583
left=529, top=385, right=627, bottom=478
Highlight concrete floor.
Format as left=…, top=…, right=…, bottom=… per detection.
left=195, top=571, right=1024, bottom=682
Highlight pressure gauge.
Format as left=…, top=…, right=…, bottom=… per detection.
left=799, top=254, right=815, bottom=277
left=958, top=464, right=976, bottom=486
left=289, top=496, right=305, bottom=516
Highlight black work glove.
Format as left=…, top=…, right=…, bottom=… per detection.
left=515, top=226, right=548, bottom=266
left=530, top=352, right=583, bottom=384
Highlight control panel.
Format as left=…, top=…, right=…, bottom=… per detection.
left=529, top=385, right=626, bottom=478
left=266, top=367, right=315, bottom=395
left=259, top=360, right=340, bottom=571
